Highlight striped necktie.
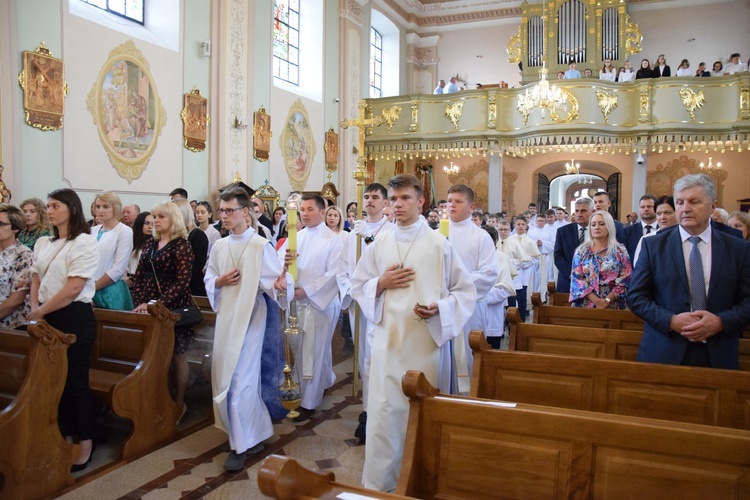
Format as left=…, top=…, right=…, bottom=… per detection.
left=688, top=236, right=706, bottom=311
left=578, top=226, right=586, bottom=244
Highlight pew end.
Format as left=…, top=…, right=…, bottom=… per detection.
left=507, top=307, right=521, bottom=350
left=0, top=321, right=79, bottom=499
left=258, top=454, right=411, bottom=499
left=468, top=330, right=491, bottom=398
left=546, top=281, right=556, bottom=301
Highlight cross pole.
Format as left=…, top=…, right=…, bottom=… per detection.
left=340, top=100, right=384, bottom=397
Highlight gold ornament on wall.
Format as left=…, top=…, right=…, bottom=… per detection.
left=506, top=25, right=522, bottom=64
left=324, top=127, right=339, bottom=179
left=180, top=86, right=210, bottom=152
left=623, top=14, right=643, bottom=58
left=445, top=102, right=464, bottom=130
left=679, top=87, right=705, bottom=122
left=18, top=42, right=69, bottom=131
left=253, top=107, right=271, bottom=161
left=86, top=40, right=167, bottom=183
left=380, top=106, right=402, bottom=133
left=595, top=90, right=618, bottom=124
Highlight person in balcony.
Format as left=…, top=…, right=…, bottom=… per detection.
left=652, top=54, right=671, bottom=77
left=600, top=59, right=616, bottom=81
left=564, top=62, right=581, bottom=79
left=636, top=58, right=653, bottom=79
left=675, top=59, right=692, bottom=77
left=618, top=61, right=636, bottom=82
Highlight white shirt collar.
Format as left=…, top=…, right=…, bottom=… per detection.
left=678, top=223, right=712, bottom=244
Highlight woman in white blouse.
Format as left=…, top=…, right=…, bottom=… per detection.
left=618, top=61, right=636, bottom=82
left=599, top=59, right=616, bottom=82
left=90, top=191, right=133, bottom=310
left=30, top=188, right=100, bottom=472
left=675, top=59, right=692, bottom=76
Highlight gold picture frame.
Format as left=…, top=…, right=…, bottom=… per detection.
left=324, top=127, right=339, bottom=175
left=180, top=87, right=210, bottom=152
left=253, top=107, right=271, bottom=162
left=86, top=40, right=167, bottom=183
left=18, top=42, right=68, bottom=131
left=279, top=99, right=316, bottom=191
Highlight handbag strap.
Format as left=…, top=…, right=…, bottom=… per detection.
left=39, top=239, right=70, bottom=279
left=149, top=240, right=198, bottom=307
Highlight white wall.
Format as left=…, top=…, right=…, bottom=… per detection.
left=630, top=0, right=749, bottom=70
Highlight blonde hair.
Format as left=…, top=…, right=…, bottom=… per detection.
left=19, top=197, right=49, bottom=235
left=728, top=211, right=750, bottom=241
left=95, top=191, right=123, bottom=221
left=172, top=198, right=197, bottom=232
left=150, top=201, right=188, bottom=240
left=326, top=205, right=345, bottom=232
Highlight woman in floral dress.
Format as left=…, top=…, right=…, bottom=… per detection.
left=570, top=210, right=632, bottom=309
left=131, top=201, right=194, bottom=422
left=0, top=204, right=33, bottom=329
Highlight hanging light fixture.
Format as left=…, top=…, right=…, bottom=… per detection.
left=517, top=62, right=569, bottom=122
left=565, top=158, right=581, bottom=175
left=699, top=157, right=721, bottom=172
left=443, top=161, right=460, bottom=175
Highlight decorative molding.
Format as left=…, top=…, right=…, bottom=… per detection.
left=647, top=155, right=727, bottom=204
left=229, top=0, right=245, bottom=166
left=407, top=46, right=438, bottom=67
left=595, top=90, right=618, bottom=124
left=380, top=0, right=522, bottom=28
left=405, top=33, right=439, bottom=47
left=340, top=0, right=364, bottom=27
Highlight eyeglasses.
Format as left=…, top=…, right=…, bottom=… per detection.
left=218, top=207, right=243, bottom=215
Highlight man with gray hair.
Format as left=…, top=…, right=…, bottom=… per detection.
left=629, top=174, right=750, bottom=369
left=711, top=207, right=729, bottom=224
left=553, top=197, right=594, bottom=293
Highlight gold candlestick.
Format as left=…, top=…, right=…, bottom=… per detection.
left=278, top=288, right=302, bottom=419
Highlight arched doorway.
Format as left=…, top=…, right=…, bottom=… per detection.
left=533, top=159, right=622, bottom=218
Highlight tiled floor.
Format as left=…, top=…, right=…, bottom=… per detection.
left=57, top=360, right=364, bottom=499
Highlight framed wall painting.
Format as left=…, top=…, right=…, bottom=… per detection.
left=86, top=40, right=166, bottom=183
left=18, top=42, right=68, bottom=130
left=253, top=107, right=271, bottom=161
left=181, top=87, right=210, bottom=152
left=279, top=99, right=315, bottom=191
left=324, top=127, right=339, bottom=174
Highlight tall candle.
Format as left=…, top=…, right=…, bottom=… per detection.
left=439, top=209, right=449, bottom=238
left=287, top=204, right=298, bottom=281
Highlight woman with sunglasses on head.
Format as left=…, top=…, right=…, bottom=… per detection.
left=29, top=188, right=100, bottom=473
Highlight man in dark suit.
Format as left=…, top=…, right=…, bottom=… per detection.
left=554, top=197, right=593, bottom=293
left=623, top=194, right=657, bottom=260
left=628, top=174, right=750, bottom=369
left=593, top=191, right=626, bottom=244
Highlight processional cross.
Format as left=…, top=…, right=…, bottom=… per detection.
left=339, top=100, right=385, bottom=395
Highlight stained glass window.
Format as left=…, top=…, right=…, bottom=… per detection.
left=369, top=27, right=382, bottom=98
left=81, top=0, right=144, bottom=25
left=273, top=0, right=300, bottom=85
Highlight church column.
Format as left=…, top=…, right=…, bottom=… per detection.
left=405, top=34, right=438, bottom=94
left=631, top=152, right=647, bottom=211
left=488, top=153, right=503, bottom=212
left=338, top=0, right=368, bottom=204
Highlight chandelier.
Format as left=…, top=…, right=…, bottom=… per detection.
left=565, top=158, right=581, bottom=175
left=699, top=157, right=721, bottom=171
left=443, top=161, right=460, bottom=175
left=517, top=63, right=578, bottom=125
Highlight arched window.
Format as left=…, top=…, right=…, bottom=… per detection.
left=370, top=27, right=383, bottom=98
left=81, top=0, right=144, bottom=25
left=273, top=0, right=300, bottom=86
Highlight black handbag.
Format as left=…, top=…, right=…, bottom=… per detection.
left=150, top=245, right=203, bottom=328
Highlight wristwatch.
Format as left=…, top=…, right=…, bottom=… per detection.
left=604, top=297, right=612, bottom=304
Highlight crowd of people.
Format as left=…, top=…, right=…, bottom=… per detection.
left=557, top=53, right=749, bottom=82
left=1, top=172, right=749, bottom=485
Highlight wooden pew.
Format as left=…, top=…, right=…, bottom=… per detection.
left=258, top=371, right=750, bottom=498
left=397, top=371, right=750, bottom=499
left=89, top=300, right=181, bottom=460
left=510, top=308, right=750, bottom=370
left=531, top=293, right=644, bottom=330
left=470, top=330, right=750, bottom=429
left=258, top=455, right=413, bottom=499
left=0, top=322, right=78, bottom=499
left=545, top=282, right=570, bottom=306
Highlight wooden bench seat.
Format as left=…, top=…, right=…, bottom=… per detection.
left=90, top=300, right=181, bottom=460
left=510, top=308, right=750, bottom=370
left=258, top=455, right=413, bottom=499
left=470, top=330, right=750, bottom=429
left=261, top=371, right=750, bottom=498
left=531, top=293, right=645, bottom=329
left=0, top=322, right=78, bottom=499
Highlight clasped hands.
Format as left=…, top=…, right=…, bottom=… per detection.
left=669, top=311, right=723, bottom=342
left=376, top=264, right=438, bottom=320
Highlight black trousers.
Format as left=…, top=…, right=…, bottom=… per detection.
left=508, top=286, right=528, bottom=321
left=681, top=341, right=711, bottom=368
left=45, top=301, right=97, bottom=440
